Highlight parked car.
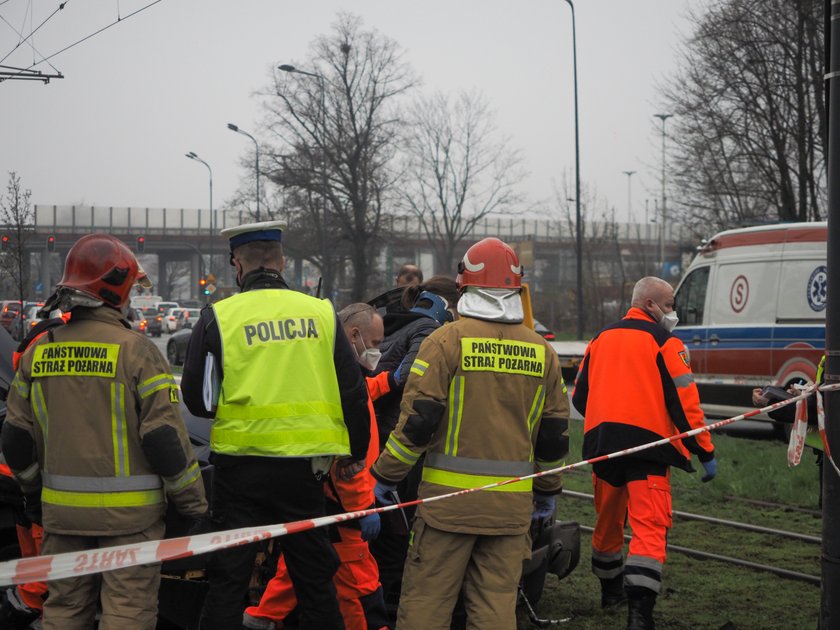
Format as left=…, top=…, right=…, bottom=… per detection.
left=164, top=308, right=185, bottom=334
left=142, top=307, right=163, bottom=337
left=0, top=301, right=23, bottom=334
left=533, top=319, right=556, bottom=341
left=176, top=308, right=202, bottom=331
left=167, top=328, right=191, bottom=366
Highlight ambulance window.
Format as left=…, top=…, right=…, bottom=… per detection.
left=675, top=267, right=709, bottom=325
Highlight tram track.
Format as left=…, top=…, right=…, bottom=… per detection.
left=564, top=490, right=821, bottom=586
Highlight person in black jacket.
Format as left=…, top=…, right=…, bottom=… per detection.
left=368, top=274, right=459, bottom=619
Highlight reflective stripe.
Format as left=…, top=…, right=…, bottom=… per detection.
left=627, top=555, right=662, bottom=572
left=560, top=377, right=568, bottom=395
left=11, top=374, right=29, bottom=400
left=42, top=487, right=164, bottom=508
left=385, top=436, right=421, bottom=466
left=425, top=452, right=533, bottom=477
left=535, top=457, right=565, bottom=471
left=673, top=373, right=694, bottom=388
left=445, top=376, right=465, bottom=456
left=31, top=382, right=48, bottom=439
left=138, top=373, right=177, bottom=399
left=164, top=462, right=201, bottom=494
left=211, top=425, right=349, bottom=456
left=215, top=400, right=343, bottom=421
left=43, top=473, right=162, bottom=492
left=527, top=385, right=545, bottom=434
left=422, top=467, right=532, bottom=493
left=16, top=463, right=40, bottom=485
left=591, top=550, right=624, bottom=579
left=111, top=383, right=129, bottom=476
left=410, top=359, right=429, bottom=377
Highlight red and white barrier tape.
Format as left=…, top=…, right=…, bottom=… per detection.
left=1, top=384, right=837, bottom=586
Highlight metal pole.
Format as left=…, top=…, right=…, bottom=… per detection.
left=564, top=0, right=583, bottom=340
left=186, top=152, right=214, bottom=295
left=822, top=0, right=840, bottom=625
left=623, top=170, right=636, bottom=222
left=226, top=124, right=261, bottom=222
left=654, top=114, right=672, bottom=274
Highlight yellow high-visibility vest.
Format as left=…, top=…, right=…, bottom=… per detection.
left=212, top=289, right=350, bottom=457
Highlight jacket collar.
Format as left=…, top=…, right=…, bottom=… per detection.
left=624, top=306, right=657, bottom=323
left=68, top=305, right=131, bottom=329
left=240, top=269, right=290, bottom=292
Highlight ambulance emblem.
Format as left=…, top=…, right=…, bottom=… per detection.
left=678, top=351, right=690, bottom=368
left=807, top=265, right=827, bottom=312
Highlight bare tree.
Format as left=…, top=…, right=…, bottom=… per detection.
left=0, top=172, right=34, bottom=313
left=262, top=12, right=417, bottom=301
left=662, top=0, right=824, bottom=230
left=401, top=90, right=526, bottom=272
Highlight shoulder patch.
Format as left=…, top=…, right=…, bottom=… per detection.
left=678, top=350, right=690, bottom=367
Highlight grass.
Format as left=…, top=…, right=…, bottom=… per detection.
left=516, top=422, right=822, bottom=629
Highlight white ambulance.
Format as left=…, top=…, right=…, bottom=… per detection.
left=673, top=222, right=826, bottom=423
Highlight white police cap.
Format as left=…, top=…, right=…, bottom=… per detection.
left=220, top=220, right=285, bottom=251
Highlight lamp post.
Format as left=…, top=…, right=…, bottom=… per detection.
left=186, top=152, right=214, bottom=296
left=654, top=113, right=673, bottom=273
left=227, top=123, right=260, bottom=222
left=563, top=0, right=583, bottom=340
left=622, top=170, right=636, bottom=222
left=278, top=63, right=329, bottom=277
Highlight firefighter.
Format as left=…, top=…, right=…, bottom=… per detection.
left=372, top=237, right=570, bottom=630
left=572, top=276, right=716, bottom=630
left=0, top=234, right=208, bottom=630
left=179, top=220, right=370, bottom=630
left=243, top=303, right=389, bottom=630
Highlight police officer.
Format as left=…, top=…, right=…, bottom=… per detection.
left=1, top=234, right=207, bottom=630
left=572, top=276, right=716, bottom=630
left=372, top=237, right=570, bottom=630
left=179, top=221, right=370, bottom=630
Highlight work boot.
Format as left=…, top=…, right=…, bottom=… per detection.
left=600, top=575, right=626, bottom=608
left=626, top=592, right=656, bottom=630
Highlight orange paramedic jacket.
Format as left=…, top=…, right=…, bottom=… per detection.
left=572, top=307, right=714, bottom=471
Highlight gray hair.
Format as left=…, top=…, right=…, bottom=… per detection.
left=631, top=276, right=672, bottom=306
left=338, top=303, right=376, bottom=328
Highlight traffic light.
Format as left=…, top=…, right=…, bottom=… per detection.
left=0, top=235, right=8, bottom=252
left=199, top=277, right=208, bottom=295
left=47, top=236, right=56, bottom=252
left=137, top=236, right=146, bottom=253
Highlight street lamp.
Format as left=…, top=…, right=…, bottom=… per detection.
left=654, top=113, right=673, bottom=272
left=227, top=123, right=261, bottom=222
left=564, top=0, right=583, bottom=341
left=186, top=151, right=214, bottom=293
left=622, top=170, right=636, bottom=222
left=279, top=63, right=330, bottom=266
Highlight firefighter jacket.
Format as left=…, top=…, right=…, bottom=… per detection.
left=573, top=307, right=715, bottom=471
left=212, top=289, right=355, bottom=458
left=2, top=306, right=207, bottom=536
left=325, top=373, right=390, bottom=514
left=372, top=316, right=570, bottom=536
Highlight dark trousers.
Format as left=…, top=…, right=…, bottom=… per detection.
left=199, top=455, right=344, bottom=630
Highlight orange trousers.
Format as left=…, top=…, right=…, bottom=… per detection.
left=591, top=469, right=672, bottom=562
left=245, top=527, right=383, bottom=630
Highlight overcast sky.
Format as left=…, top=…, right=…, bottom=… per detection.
left=0, top=0, right=701, bottom=225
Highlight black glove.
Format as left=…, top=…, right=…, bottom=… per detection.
left=23, top=490, right=41, bottom=527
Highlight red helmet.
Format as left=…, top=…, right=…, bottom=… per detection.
left=456, top=237, right=523, bottom=289
left=58, top=234, right=145, bottom=308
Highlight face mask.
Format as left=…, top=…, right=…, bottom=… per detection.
left=661, top=311, right=679, bottom=332
left=353, top=332, right=382, bottom=371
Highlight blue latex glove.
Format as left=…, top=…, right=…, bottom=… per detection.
left=701, top=458, right=717, bottom=483
left=374, top=481, right=398, bottom=506
left=358, top=512, right=381, bottom=541
left=532, top=492, right=556, bottom=520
